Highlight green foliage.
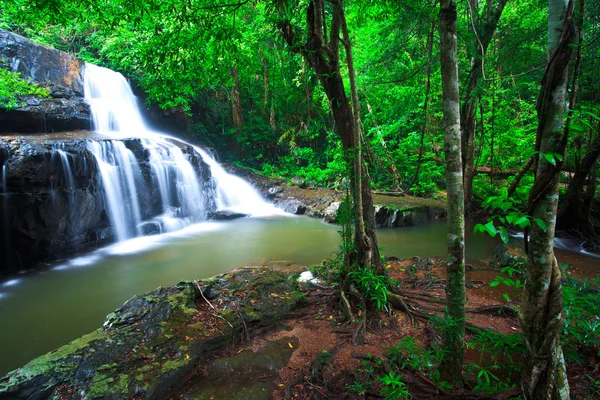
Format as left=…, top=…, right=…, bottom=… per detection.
left=386, top=337, right=436, bottom=371
left=378, top=371, right=409, bottom=400
left=562, top=277, right=600, bottom=362
left=348, top=266, right=390, bottom=310
left=465, top=330, right=526, bottom=393
left=474, top=188, right=546, bottom=243
left=490, top=265, right=525, bottom=302
left=0, top=68, right=50, bottom=110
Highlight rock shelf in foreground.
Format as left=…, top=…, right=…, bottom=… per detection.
left=0, top=267, right=303, bottom=400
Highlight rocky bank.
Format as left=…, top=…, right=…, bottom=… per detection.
left=0, top=267, right=303, bottom=400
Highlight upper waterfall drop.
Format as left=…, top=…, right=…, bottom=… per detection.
left=82, top=63, right=281, bottom=241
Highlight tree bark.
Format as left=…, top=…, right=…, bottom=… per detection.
left=507, top=156, right=534, bottom=198
left=438, top=0, right=466, bottom=388
left=339, top=1, right=378, bottom=272
left=407, top=10, right=436, bottom=192
left=278, top=0, right=382, bottom=273
left=461, top=0, right=509, bottom=209
left=556, top=136, right=600, bottom=234
left=520, top=1, right=575, bottom=399
left=230, top=67, right=243, bottom=128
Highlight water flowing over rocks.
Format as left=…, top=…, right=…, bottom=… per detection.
left=0, top=29, right=91, bottom=133
left=0, top=267, right=303, bottom=400
left=225, top=165, right=448, bottom=226
left=0, top=134, right=215, bottom=274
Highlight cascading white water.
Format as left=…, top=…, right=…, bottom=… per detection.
left=83, top=63, right=280, bottom=241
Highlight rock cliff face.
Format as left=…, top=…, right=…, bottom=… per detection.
left=0, top=135, right=215, bottom=274
left=0, top=29, right=91, bottom=133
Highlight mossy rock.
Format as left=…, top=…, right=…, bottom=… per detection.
left=0, top=267, right=302, bottom=400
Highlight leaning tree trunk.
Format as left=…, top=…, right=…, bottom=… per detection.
left=278, top=0, right=382, bottom=273
left=461, top=0, right=509, bottom=210
left=520, top=1, right=575, bottom=399
left=438, top=0, right=466, bottom=388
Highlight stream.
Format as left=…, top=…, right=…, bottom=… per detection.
left=1, top=216, right=599, bottom=375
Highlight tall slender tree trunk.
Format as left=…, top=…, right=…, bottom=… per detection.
left=230, top=67, right=243, bottom=128
left=520, top=1, right=575, bottom=398
left=438, top=0, right=466, bottom=387
left=462, top=0, right=509, bottom=209
left=339, top=3, right=378, bottom=272
left=278, top=0, right=382, bottom=273
left=408, top=12, right=436, bottom=192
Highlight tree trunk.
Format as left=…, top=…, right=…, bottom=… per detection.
left=507, top=156, right=534, bottom=198
left=556, top=136, right=600, bottom=234
left=230, top=67, right=243, bottom=128
left=407, top=11, right=435, bottom=192
left=339, top=2, right=378, bottom=272
left=438, top=0, right=466, bottom=388
left=462, top=0, right=509, bottom=209
left=520, top=1, right=575, bottom=399
left=278, top=0, right=382, bottom=273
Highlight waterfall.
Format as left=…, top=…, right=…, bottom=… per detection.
left=83, top=63, right=280, bottom=241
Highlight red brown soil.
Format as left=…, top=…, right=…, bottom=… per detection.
left=175, top=258, right=598, bottom=399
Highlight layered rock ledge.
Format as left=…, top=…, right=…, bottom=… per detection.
left=0, top=29, right=91, bottom=133
left=0, top=267, right=303, bottom=400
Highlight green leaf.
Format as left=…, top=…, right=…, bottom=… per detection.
left=515, top=216, right=529, bottom=228
left=533, top=218, right=547, bottom=232
left=490, top=280, right=501, bottom=287
left=543, top=152, right=556, bottom=166
left=499, top=227, right=509, bottom=244
left=503, top=293, right=511, bottom=302
left=484, top=221, right=497, bottom=237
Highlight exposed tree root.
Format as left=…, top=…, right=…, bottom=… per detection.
left=349, top=284, right=367, bottom=345
left=467, top=304, right=518, bottom=317
left=387, top=292, right=416, bottom=326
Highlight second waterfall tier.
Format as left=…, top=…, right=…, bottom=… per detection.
left=0, top=135, right=218, bottom=272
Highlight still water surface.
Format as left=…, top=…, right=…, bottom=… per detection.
left=0, top=216, right=597, bottom=375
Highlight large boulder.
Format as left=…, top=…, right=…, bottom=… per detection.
left=0, top=29, right=91, bottom=133
left=0, top=267, right=303, bottom=400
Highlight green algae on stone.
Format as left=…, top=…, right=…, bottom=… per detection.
left=0, top=268, right=303, bottom=400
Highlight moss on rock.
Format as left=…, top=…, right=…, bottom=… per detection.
left=0, top=267, right=302, bottom=400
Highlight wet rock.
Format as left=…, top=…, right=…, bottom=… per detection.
left=323, top=202, right=341, bottom=223
left=0, top=136, right=216, bottom=274
left=0, top=267, right=304, bottom=400
left=373, top=205, right=446, bottom=228
left=210, top=210, right=249, bottom=220
left=0, top=29, right=91, bottom=133
left=267, top=186, right=283, bottom=199
left=180, top=337, right=299, bottom=399
left=277, top=198, right=306, bottom=215
left=291, top=176, right=306, bottom=188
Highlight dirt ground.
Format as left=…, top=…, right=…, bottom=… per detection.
left=170, top=257, right=599, bottom=399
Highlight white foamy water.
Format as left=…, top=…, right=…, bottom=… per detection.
left=82, top=63, right=281, bottom=242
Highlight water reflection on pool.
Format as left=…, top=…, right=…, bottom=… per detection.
left=0, top=216, right=597, bottom=375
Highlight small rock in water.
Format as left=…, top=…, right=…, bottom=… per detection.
left=211, top=210, right=249, bottom=220
left=323, top=201, right=341, bottom=223
left=277, top=199, right=306, bottom=215
left=267, top=186, right=283, bottom=199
